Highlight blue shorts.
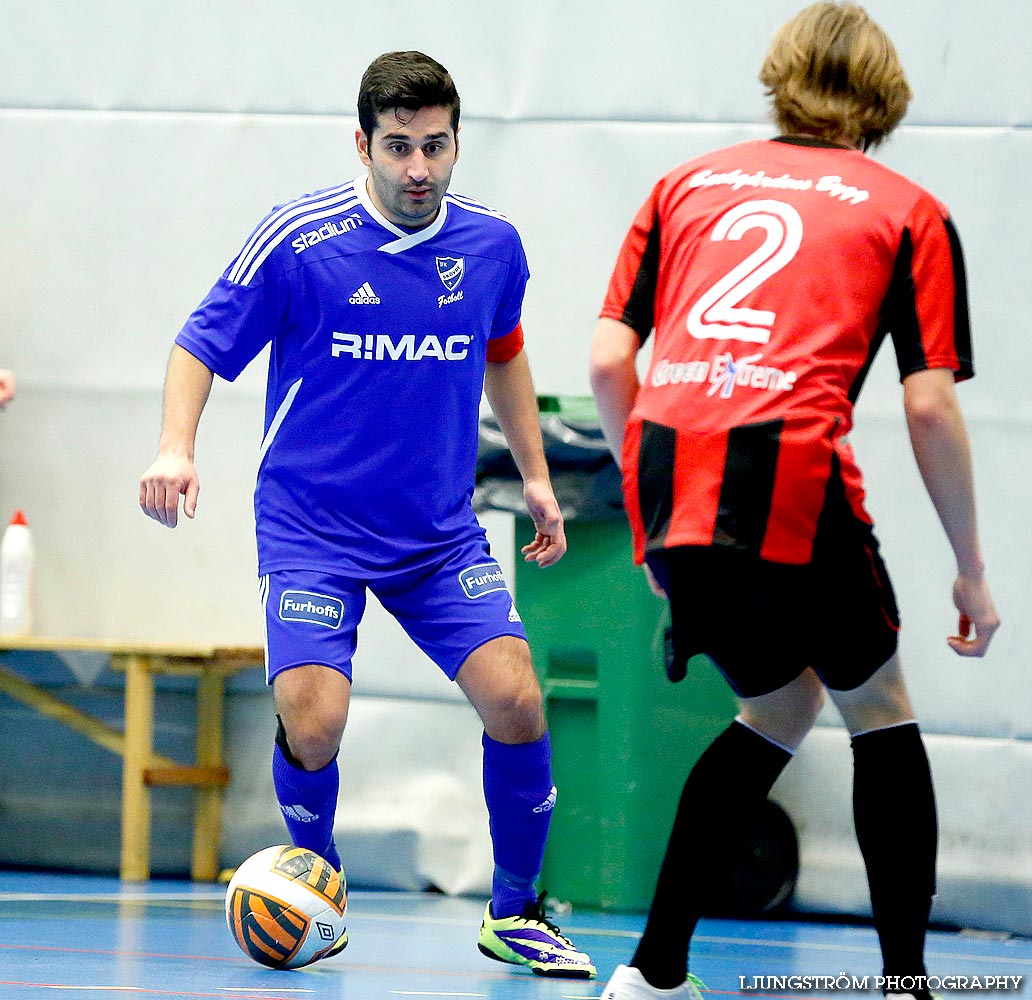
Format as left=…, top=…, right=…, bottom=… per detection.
left=259, top=538, right=527, bottom=684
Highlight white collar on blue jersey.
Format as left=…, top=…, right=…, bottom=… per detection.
left=353, top=173, right=450, bottom=255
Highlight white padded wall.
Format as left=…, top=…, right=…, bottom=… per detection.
left=773, top=728, right=1032, bottom=935
left=1, top=1, right=1028, bottom=924
left=6, top=3, right=1031, bottom=123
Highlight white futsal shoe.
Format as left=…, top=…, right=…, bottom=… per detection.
left=601, top=964, right=706, bottom=1000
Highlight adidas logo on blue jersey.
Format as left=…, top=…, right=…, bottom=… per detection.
left=349, top=282, right=381, bottom=305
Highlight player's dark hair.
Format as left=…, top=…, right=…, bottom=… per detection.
left=760, top=2, right=911, bottom=150
left=358, top=51, right=460, bottom=139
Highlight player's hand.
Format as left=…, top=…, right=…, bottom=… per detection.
left=0, top=369, right=15, bottom=409
left=520, top=479, right=566, bottom=568
left=139, top=453, right=200, bottom=528
left=947, top=572, right=1000, bottom=657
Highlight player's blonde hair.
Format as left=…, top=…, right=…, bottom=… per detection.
left=759, top=2, right=911, bottom=150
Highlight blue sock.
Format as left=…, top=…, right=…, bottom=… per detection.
left=482, top=731, right=556, bottom=918
left=272, top=738, right=342, bottom=872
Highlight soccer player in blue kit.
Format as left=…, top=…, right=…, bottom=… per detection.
left=139, top=50, right=595, bottom=978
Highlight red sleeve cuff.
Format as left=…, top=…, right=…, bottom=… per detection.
left=487, top=323, right=525, bottom=363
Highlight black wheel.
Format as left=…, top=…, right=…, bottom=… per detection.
left=715, top=799, right=799, bottom=917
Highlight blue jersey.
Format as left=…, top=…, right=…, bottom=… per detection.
left=176, top=175, right=530, bottom=576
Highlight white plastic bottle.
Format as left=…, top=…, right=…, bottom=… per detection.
left=0, top=509, right=35, bottom=636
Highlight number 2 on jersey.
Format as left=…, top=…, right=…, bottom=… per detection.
left=686, top=199, right=803, bottom=344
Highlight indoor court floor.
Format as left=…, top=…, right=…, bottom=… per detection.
left=1, top=870, right=1030, bottom=1000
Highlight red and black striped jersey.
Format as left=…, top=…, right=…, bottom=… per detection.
left=601, top=137, right=973, bottom=565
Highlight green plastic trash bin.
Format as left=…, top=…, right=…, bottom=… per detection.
left=477, top=396, right=738, bottom=912
left=514, top=516, right=736, bottom=912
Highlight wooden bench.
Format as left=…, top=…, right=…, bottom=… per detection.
left=0, top=636, right=264, bottom=882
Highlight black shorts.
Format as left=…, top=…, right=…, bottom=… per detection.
left=646, top=471, right=900, bottom=699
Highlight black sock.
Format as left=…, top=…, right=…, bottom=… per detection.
left=632, top=720, right=793, bottom=988
left=851, top=723, right=937, bottom=994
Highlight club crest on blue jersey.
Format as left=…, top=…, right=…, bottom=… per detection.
left=436, top=256, right=465, bottom=291
left=458, top=562, right=508, bottom=600
left=279, top=590, right=344, bottom=628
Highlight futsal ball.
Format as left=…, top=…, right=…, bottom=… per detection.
left=225, top=845, right=347, bottom=969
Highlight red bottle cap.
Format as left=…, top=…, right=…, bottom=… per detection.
left=10, top=510, right=27, bottom=526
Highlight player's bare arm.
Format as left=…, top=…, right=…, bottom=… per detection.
left=139, top=345, right=214, bottom=528
left=903, top=367, right=1000, bottom=656
left=590, top=318, right=668, bottom=597
left=483, top=349, right=566, bottom=567
left=589, top=317, right=641, bottom=461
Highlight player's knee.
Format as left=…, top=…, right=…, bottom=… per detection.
left=274, top=665, right=349, bottom=770
left=836, top=687, right=914, bottom=736
left=280, top=699, right=345, bottom=768
left=485, top=681, right=546, bottom=743
left=279, top=718, right=342, bottom=771
left=829, top=654, right=915, bottom=734
left=511, top=687, right=546, bottom=741
left=739, top=672, right=825, bottom=750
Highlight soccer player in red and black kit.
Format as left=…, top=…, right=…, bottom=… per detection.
left=590, top=4, right=1000, bottom=1000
